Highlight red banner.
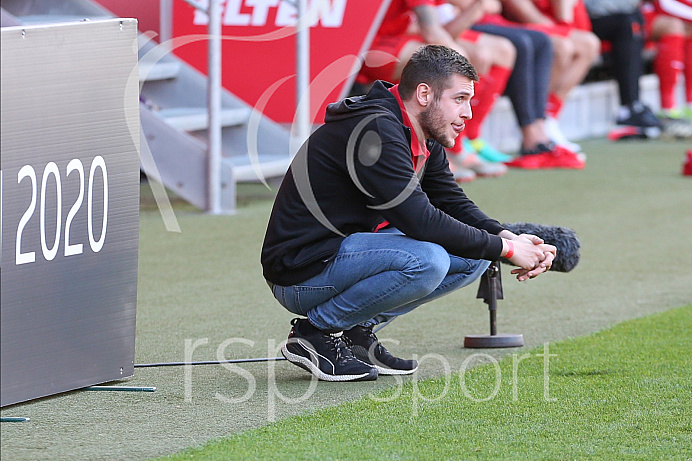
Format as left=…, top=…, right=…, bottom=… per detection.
left=172, top=0, right=389, bottom=124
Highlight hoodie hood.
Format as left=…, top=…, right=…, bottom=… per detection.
left=324, top=80, right=403, bottom=123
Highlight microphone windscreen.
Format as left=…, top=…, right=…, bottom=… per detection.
left=502, top=222, right=581, bottom=272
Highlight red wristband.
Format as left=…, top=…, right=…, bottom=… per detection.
left=504, top=240, right=514, bottom=259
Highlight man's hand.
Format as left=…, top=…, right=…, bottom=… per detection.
left=510, top=250, right=555, bottom=281
left=503, top=234, right=557, bottom=281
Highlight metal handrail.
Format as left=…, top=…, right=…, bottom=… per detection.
left=158, top=0, right=310, bottom=213
left=207, top=0, right=222, bottom=213
left=295, top=0, right=311, bottom=145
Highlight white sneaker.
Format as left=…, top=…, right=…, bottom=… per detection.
left=448, top=162, right=477, bottom=183
left=446, top=151, right=477, bottom=182
left=546, top=117, right=582, bottom=153
left=448, top=149, right=506, bottom=179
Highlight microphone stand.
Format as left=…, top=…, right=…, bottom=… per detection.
left=464, top=261, right=524, bottom=348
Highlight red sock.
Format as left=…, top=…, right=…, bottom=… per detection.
left=685, top=37, right=692, bottom=105
left=546, top=93, right=563, bottom=119
left=655, top=34, right=684, bottom=110
left=465, top=65, right=511, bottom=140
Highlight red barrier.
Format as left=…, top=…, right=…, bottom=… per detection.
left=172, top=0, right=389, bottom=124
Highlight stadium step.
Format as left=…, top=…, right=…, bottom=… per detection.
left=226, top=154, right=293, bottom=183
left=139, top=61, right=181, bottom=82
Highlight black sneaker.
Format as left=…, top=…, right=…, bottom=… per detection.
left=281, top=319, right=378, bottom=382
left=343, top=325, right=418, bottom=376
left=617, top=102, right=662, bottom=137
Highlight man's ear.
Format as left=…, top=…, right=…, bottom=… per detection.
left=415, top=83, right=432, bottom=107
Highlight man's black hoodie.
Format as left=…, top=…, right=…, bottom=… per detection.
left=261, top=81, right=505, bottom=286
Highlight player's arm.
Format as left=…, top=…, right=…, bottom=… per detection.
left=413, top=4, right=467, bottom=51
left=443, top=0, right=487, bottom=37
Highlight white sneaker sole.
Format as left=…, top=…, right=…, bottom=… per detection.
left=373, top=364, right=419, bottom=376
left=281, top=345, right=377, bottom=382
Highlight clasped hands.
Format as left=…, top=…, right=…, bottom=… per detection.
left=506, top=233, right=557, bottom=282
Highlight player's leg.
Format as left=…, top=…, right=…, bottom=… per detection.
left=651, top=13, right=685, bottom=116
left=547, top=29, right=600, bottom=108
left=544, top=29, right=599, bottom=151
left=471, top=24, right=548, bottom=144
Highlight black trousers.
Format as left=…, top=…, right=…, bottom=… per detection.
left=472, top=24, right=553, bottom=127
left=589, top=11, right=645, bottom=107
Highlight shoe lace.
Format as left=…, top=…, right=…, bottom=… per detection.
left=325, top=333, right=357, bottom=363
left=359, top=328, right=387, bottom=357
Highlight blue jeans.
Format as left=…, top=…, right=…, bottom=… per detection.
left=270, top=229, right=491, bottom=331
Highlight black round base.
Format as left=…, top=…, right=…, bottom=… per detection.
left=464, top=333, right=524, bottom=348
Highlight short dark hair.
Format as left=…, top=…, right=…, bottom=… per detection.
left=398, top=45, right=479, bottom=101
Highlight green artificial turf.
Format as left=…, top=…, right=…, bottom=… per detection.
left=1, top=138, right=690, bottom=461
left=161, top=305, right=692, bottom=460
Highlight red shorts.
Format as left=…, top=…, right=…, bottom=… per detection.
left=478, top=13, right=514, bottom=27
left=533, top=0, right=593, bottom=30
left=641, top=1, right=690, bottom=38
left=523, top=22, right=573, bottom=38
left=478, top=1, right=592, bottom=36
left=572, top=1, right=594, bottom=31
left=477, top=13, right=572, bottom=37
left=459, top=29, right=481, bottom=43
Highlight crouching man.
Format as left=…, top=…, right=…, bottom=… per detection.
left=261, top=45, right=555, bottom=382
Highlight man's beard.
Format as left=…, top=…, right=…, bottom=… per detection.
left=418, top=100, right=455, bottom=148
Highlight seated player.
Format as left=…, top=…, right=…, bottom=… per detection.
left=584, top=0, right=663, bottom=138
left=471, top=5, right=587, bottom=168
left=499, top=0, right=601, bottom=152
left=643, top=0, right=692, bottom=138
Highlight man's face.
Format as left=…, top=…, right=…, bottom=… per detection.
left=418, top=74, right=474, bottom=148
